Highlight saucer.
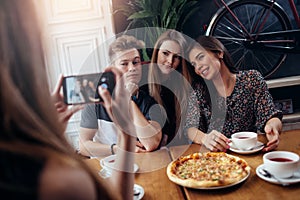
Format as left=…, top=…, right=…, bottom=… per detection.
left=229, top=141, right=264, bottom=154
left=100, top=154, right=139, bottom=173
left=256, top=164, right=300, bottom=185
left=133, top=184, right=144, bottom=200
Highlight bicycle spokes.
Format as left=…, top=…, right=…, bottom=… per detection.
left=206, top=0, right=293, bottom=78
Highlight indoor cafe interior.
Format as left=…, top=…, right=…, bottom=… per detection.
left=2, top=0, right=300, bottom=199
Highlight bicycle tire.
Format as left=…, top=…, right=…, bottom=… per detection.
left=206, top=0, right=292, bottom=78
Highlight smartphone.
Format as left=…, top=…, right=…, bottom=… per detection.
left=63, top=72, right=115, bottom=105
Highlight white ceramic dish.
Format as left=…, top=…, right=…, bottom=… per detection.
left=256, top=164, right=300, bottom=185
left=133, top=184, right=144, bottom=200
left=263, top=151, right=300, bottom=178
left=229, top=141, right=264, bottom=154
left=231, top=131, right=258, bottom=150
left=100, top=154, right=139, bottom=173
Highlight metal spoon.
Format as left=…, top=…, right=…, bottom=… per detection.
left=259, top=168, right=289, bottom=186
left=133, top=187, right=140, bottom=196
left=248, top=144, right=265, bottom=151
left=243, top=143, right=265, bottom=151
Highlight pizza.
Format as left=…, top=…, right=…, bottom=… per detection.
left=166, top=152, right=250, bottom=188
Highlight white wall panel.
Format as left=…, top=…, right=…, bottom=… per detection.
left=45, top=0, right=103, bottom=24
left=41, top=0, right=115, bottom=149
left=65, top=112, right=82, bottom=150
left=51, top=28, right=108, bottom=75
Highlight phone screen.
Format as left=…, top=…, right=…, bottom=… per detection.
left=63, top=71, right=117, bottom=105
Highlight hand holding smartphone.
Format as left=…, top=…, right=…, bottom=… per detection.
left=63, top=72, right=115, bottom=105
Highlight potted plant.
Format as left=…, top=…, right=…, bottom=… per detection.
left=115, top=0, right=199, bottom=59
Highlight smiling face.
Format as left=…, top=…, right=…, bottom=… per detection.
left=157, top=40, right=181, bottom=75
left=189, top=45, right=224, bottom=80
left=114, top=48, right=142, bottom=85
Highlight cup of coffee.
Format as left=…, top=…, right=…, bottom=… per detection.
left=231, top=131, right=257, bottom=150
left=263, top=151, right=300, bottom=178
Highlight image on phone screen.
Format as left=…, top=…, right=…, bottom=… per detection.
left=63, top=73, right=102, bottom=105
left=63, top=72, right=115, bottom=105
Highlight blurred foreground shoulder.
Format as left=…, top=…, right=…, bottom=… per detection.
left=39, top=158, right=97, bottom=200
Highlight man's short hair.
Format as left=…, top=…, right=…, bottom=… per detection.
left=109, top=35, right=145, bottom=62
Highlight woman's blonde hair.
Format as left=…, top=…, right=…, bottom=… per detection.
left=148, top=30, right=192, bottom=138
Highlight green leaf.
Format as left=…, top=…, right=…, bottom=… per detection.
left=177, top=1, right=200, bottom=30
left=161, top=0, right=172, bottom=15
left=128, top=11, right=155, bottom=20
left=175, top=0, right=188, bottom=13
left=116, top=0, right=200, bottom=46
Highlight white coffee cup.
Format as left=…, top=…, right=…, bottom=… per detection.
left=263, top=151, right=300, bottom=178
left=231, top=131, right=257, bottom=150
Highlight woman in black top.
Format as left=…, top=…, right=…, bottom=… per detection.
left=147, top=30, right=192, bottom=146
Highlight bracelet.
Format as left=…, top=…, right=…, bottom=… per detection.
left=110, top=143, right=116, bottom=155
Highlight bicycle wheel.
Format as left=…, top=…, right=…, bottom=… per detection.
left=206, top=0, right=292, bottom=78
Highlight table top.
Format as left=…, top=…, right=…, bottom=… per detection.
left=169, top=130, right=300, bottom=200
left=84, top=148, right=185, bottom=200
left=84, top=129, right=300, bottom=200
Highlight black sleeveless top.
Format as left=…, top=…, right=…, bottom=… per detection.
left=160, top=86, right=177, bottom=143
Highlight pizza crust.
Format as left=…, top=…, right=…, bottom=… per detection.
left=166, top=152, right=250, bottom=188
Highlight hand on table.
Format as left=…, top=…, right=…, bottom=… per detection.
left=202, top=130, right=230, bottom=152
left=263, top=118, right=282, bottom=152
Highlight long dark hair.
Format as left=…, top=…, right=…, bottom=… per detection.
left=0, top=0, right=69, bottom=154
left=187, top=36, right=238, bottom=75
left=0, top=0, right=113, bottom=198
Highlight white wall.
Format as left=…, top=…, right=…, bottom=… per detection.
left=40, top=0, right=115, bottom=149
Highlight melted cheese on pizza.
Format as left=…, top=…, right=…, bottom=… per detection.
left=168, top=152, right=250, bottom=187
